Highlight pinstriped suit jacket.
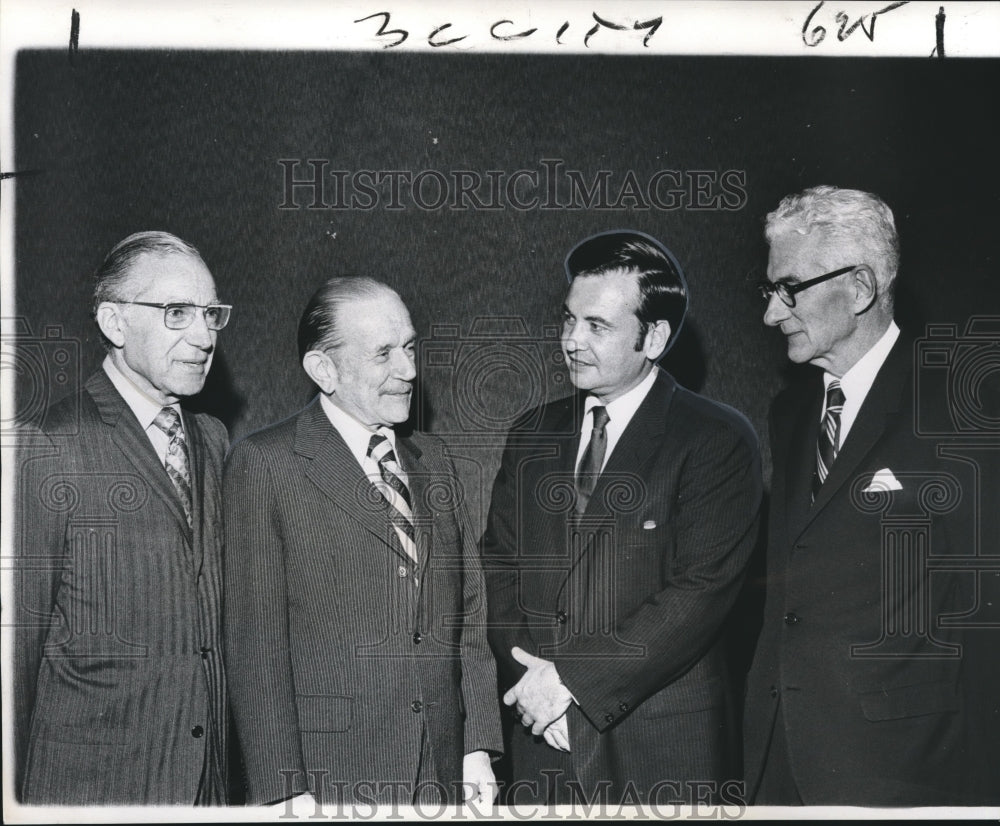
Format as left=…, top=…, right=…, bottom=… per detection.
left=223, top=398, right=503, bottom=805
left=13, top=369, right=228, bottom=804
left=483, top=368, right=762, bottom=804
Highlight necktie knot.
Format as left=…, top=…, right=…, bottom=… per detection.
left=590, top=405, right=610, bottom=433
left=826, top=380, right=846, bottom=412
left=153, top=405, right=183, bottom=439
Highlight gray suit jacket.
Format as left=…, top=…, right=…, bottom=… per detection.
left=13, top=369, right=228, bottom=804
left=223, top=398, right=503, bottom=805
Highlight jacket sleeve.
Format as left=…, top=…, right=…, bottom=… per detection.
left=223, top=438, right=309, bottom=804
left=555, top=415, right=763, bottom=731
left=480, top=428, right=543, bottom=691
left=450, top=457, right=505, bottom=758
left=12, top=426, right=65, bottom=798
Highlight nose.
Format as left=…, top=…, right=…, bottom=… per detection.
left=561, top=319, right=583, bottom=353
left=763, top=293, right=790, bottom=327
left=185, top=310, right=215, bottom=349
left=394, top=347, right=417, bottom=382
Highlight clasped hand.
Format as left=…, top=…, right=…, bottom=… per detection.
left=502, top=646, right=572, bottom=752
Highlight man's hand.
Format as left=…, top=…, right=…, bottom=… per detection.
left=542, top=711, right=571, bottom=752
left=462, top=750, right=497, bottom=807
left=503, top=646, right=574, bottom=735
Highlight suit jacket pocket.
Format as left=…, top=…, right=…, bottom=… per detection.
left=859, top=680, right=959, bottom=722
left=297, top=694, right=353, bottom=732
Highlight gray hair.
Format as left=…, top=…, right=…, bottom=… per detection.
left=92, top=230, right=206, bottom=349
left=297, top=276, right=399, bottom=360
left=765, top=185, right=899, bottom=300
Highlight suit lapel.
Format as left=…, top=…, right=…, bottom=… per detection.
left=296, top=399, right=413, bottom=564
left=86, top=371, right=192, bottom=543
left=394, top=435, right=429, bottom=570
left=795, top=335, right=912, bottom=536
left=183, top=411, right=207, bottom=575
left=585, top=369, right=674, bottom=521
left=784, top=375, right=824, bottom=540
left=564, top=369, right=675, bottom=578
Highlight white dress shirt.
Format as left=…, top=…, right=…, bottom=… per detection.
left=822, top=321, right=900, bottom=449
left=103, top=355, right=183, bottom=468
left=574, top=368, right=659, bottom=473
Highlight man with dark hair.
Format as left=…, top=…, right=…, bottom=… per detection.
left=743, top=185, right=999, bottom=805
left=13, top=231, right=232, bottom=804
left=483, top=230, right=762, bottom=805
left=223, top=277, right=502, bottom=809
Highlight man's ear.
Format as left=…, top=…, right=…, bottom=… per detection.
left=853, top=265, right=879, bottom=314
left=642, top=320, right=672, bottom=361
left=95, top=302, right=127, bottom=348
left=302, top=350, right=338, bottom=394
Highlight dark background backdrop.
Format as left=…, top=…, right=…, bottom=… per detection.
left=11, top=51, right=1000, bottom=688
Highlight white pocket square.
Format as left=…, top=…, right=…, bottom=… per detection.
left=643, top=520, right=657, bottom=530
left=864, top=468, right=903, bottom=492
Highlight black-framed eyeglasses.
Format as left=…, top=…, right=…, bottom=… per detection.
left=120, top=301, right=232, bottom=331
left=757, top=265, right=859, bottom=308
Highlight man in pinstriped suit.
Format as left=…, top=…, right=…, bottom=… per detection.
left=12, top=232, right=231, bottom=804
left=223, top=277, right=502, bottom=809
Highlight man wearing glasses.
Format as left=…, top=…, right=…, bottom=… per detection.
left=13, top=231, right=233, bottom=805
left=743, top=186, right=997, bottom=805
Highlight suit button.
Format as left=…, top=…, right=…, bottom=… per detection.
left=397, top=566, right=408, bottom=578
left=556, top=610, right=567, bottom=624
left=200, top=646, right=211, bottom=659
left=191, top=725, right=204, bottom=738
left=618, top=702, right=629, bottom=712
left=412, top=632, right=422, bottom=645
left=784, top=612, right=800, bottom=625
left=411, top=700, right=423, bottom=713
left=769, top=685, right=779, bottom=698
left=604, top=713, right=614, bottom=724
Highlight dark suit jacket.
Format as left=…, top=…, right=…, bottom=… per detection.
left=223, top=398, right=503, bottom=805
left=483, top=368, right=762, bottom=804
left=743, top=334, right=1000, bottom=805
left=13, top=369, right=228, bottom=804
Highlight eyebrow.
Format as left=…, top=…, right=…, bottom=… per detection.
left=562, top=304, right=614, bottom=327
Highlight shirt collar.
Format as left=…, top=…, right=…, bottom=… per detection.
left=319, top=393, right=396, bottom=469
left=583, top=367, right=658, bottom=427
left=824, top=321, right=900, bottom=401
left=102, top=355, right=180, bottom=431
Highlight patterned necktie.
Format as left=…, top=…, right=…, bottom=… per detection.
left=575, top=405, right=610, bottom=515
left=367, top=431, right=418, bottom=562
left=152, top=406, right=193, bottom=528
left=812, top=380, right=846, bottom=501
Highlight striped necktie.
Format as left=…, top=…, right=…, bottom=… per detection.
left=152, top=406, right=193, bottom=528
left=367, top=431, right=418, bottom=562
left=812, top=380, right=846, bottom=501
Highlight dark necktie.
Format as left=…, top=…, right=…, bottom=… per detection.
left=812, top=380, right=846, bottom=501
left=152, top=406, right=193, bottom=528
left=575, top=405, right=610, bottom=515
left=367, top=431, right=418, bottom=561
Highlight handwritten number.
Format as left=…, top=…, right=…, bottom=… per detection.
left=803, top=1, right=827, bottom=46
left=355, top=12, right=408, bottom=48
